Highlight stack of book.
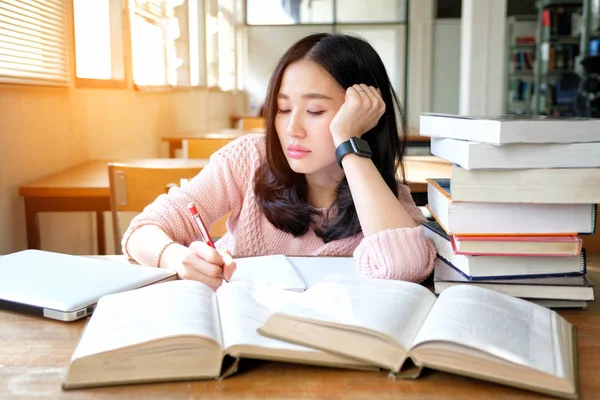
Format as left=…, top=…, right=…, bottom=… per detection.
left=419, top=113, right=600, bottom=308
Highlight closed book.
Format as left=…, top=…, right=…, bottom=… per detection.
left=427, top=178, right=597, bottom=235
left=530, top=299, right=590, bottom=309
left=430, top=138, right=600, bottom=170
left=420, top=112, right=600, bottom=145
left=433, top=257, right=595, bottom=302
left=451, top=234, right=582, bottom=256
left=423, top=221, right=587, bottom=279
left=449, top=166, right=600, bottom=204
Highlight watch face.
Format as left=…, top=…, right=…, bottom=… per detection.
left=351, top=137, right=372, bottom=155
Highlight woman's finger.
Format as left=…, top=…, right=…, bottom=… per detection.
left=352, top=84, right=368, bottom=99
left=178, top=262, right=223, bottom=289
left=366, top=85, right=381, bottom=100
left=183, top=253, right=224, bottom=278
left=359, top=84, right=378, bottom=108
left=189, top=241, right=224, bottom=265
left=367, top=85, right=385, bottom=114
left=219, top=249, right=237, bottom=281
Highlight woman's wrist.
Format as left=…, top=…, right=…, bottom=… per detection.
left=331, top=129, right=357, bottom=148
left=160, top=242, right=189, bottom=273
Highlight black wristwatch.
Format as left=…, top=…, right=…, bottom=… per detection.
left=335, top=137, right=372, bottom=167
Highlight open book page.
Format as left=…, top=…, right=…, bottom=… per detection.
left=72, top=280, right=223, bottom=359
left=273, top=277, right=437, bottom=351
left=217, top=281, right=308, bottom=351
left=411, top=285, right=565, bottom=378
left=216, top=281, right=370, bottom=369
left=288, top=257, right=358, bottom=287
left=230, top=255, right=307, bottom=291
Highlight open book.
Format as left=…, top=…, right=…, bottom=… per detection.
left=230, top=255, right=358, bottom=291
left=231, top=255, right=307, bottom=291
left=62, top=280, right=370, bottom=389
left=259, top=276, right=578, bottom=399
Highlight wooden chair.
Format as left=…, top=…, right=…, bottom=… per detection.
left=238, top=116, right=265, bottom=131
left=182, top=137, right=236, bottom=159
left=108, top=159, right=208, bottom=254
left=182, top=139, right=232, bottom=239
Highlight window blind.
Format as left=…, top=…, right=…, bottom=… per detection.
left=0, top=0, right=69, bottom=86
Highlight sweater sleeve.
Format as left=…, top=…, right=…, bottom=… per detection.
left=353, top=184, right=436, bottom=283
left=121, top=135, right=262, bottom=257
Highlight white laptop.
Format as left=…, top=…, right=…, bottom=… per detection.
left=0, top=250, right=176, bottom=322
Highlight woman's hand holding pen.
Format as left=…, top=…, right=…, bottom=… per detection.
left=177, top=202, right=236, bottom=289
left=177, top=242, right=237, bottom=290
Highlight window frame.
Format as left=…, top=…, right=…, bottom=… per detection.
left=129, top=0, right=199, bottom=90
left=70, top=0, right=129, bottom=89
left=205, top=0, right=240, bottom=91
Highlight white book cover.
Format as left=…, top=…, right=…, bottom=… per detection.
left=426, top=179, right=597, bottom=235
left=431, top=138, right=600, bottom=170
left=450, top=166, right=600, bottom=204
left=420, top=113, right=600, bottom=145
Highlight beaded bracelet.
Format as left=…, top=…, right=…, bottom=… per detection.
left=157, top=240, right=177, bottom=268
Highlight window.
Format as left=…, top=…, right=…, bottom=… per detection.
left=246, top=0, right=334, bottom=25
left=73, top=0, right=125, bottom=86
left=0, top=1, right=69, bottom=86
left=243, top=0, right=408, bottom=103
left=246, top=0, right=406, bottom=25
left=206, top=0, right=238, bottom=90
left=130, top=0, right=198, bottom=87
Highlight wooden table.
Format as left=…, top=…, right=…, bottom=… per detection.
left=18, top=157, right=450, bottom=255
left=18, top=159, right=208, bottom=255
left=1, top=256, right=598, bottom=399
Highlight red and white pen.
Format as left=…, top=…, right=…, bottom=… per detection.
left=187, top=202, right=215, bottom=249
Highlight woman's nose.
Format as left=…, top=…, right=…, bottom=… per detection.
left=286, top=112, right=306, bottom=138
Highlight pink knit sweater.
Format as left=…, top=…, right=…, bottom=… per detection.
left=122, top=134, right=435, bottom=282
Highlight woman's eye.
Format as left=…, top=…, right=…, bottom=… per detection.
left=278, top=109, right=291, bottom=114
left=307, top=110, right=325, bottom=116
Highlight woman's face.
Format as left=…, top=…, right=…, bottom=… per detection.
left=275, top=60, right=346, bottom=177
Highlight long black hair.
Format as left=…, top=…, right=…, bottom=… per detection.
left=254, top=33, right=407, bottom=242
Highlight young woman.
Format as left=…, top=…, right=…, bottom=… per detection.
left=123, top=33, right=435, bottom=289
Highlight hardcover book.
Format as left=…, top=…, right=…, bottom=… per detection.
left=420, top=112, right=600, bottom=145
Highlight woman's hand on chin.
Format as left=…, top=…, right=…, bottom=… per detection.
left=329, top=83, right=385, bottom=146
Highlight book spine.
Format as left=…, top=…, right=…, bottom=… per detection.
left=436, top=254, right=585, bottom=280
left=591, top=205, right=597, bottom=235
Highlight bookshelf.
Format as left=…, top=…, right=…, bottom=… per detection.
left=531, top=0, right=595, bottom=115
left=506, top=15, right=537, bottom=115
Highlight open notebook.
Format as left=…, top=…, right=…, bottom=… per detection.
left=231, top=255, right=357, bottom=291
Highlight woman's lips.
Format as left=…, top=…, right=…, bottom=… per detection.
left=287, top=145, right=311, bottom=159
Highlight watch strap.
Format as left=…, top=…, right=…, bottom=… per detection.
left=335, top=137, right=372, bottom=168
